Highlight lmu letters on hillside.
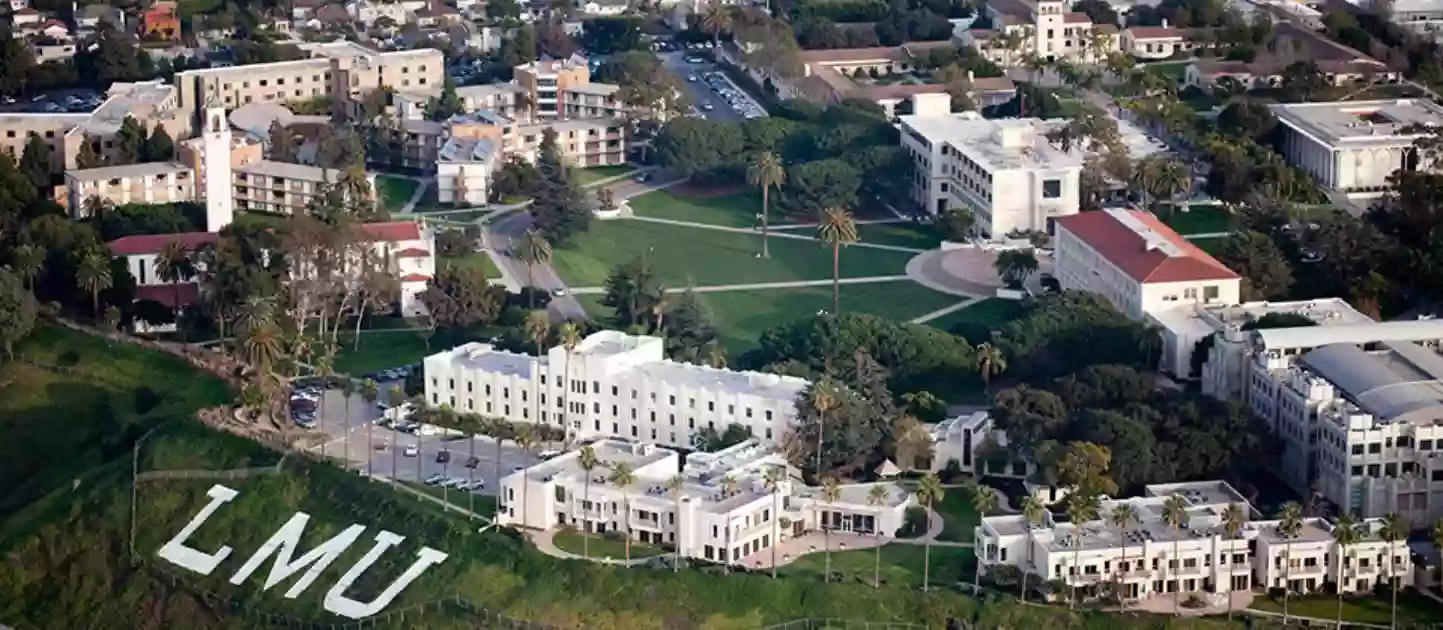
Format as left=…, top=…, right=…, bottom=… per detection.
left=156, top=484, right=449, bottom=620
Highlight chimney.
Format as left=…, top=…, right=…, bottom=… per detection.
left=1162, top=18, right=1169, bottom=28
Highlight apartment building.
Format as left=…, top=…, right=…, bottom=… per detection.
left=1271, top=99, right=1443, bottom=201
left=423, top=331, right=809, bottom=451
left=393, top=83, right=527, bottom=121
left=0, top=80, right=189, bottom=174
left=498, top=438, right=914, bottom=564
left=1052, top=208, right=1241, bottom=375
left=174, top=42, right=443, bottom=133
left=513, top=54, right=595, bottom=120
left=232, top=159, right=376, bottom=215
left=964, top=0, right=1118, bottom=66
left=976, top=480, right=1411, bottom=600
left=1238, top=319, right=1443, bottom=527
left=434, top=119, right=502, bottom=206
left=65, top=162, right=195, bottom=212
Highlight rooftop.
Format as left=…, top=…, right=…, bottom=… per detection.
left=108, top=231, right=217, bottom=256
left=1055, top=208, right=1240, bottom=284
left=437, top=135, right=499, bottom=164
left=427, top=342, right=538, bottom=379
left=1253, top=318, right=1443, bottom=350
left=901, top=114, right=1083, bottom=171
left=1301, top=341, right=1443, bottom=423
left=66, top=161, right=191, bottom=181
left=75, top=81, right=179, bottom=136
left=1270, top=99, right=1443, bottom=146
left=1149, top=297, right=1374, bottom=344
left=235, top=159, right=347, bottom=182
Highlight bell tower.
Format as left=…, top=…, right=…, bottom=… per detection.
left=202, top=89, right=234, bottom=233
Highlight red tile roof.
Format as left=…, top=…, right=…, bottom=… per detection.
left=134, top=283, right=201, bottom=308
left=107, top=231, right=218, bottom=256
left=394, top=247, right=431, bottom=258
left=359, top=221, right=422, bottom=242
left=1055, top=210, right=1239, bottom=284
left=1063, top=12, right=1091, bottom=23
left=1126, top=26, right=1185, bottom=39
left=401, top=274, right=432, bottom=282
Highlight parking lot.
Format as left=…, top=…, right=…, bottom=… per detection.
left=0, top=88, right=103, bottom=113
left=660, top=51, right=767, bottom=122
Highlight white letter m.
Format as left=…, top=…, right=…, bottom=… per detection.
left=228, top=512, right=366, bottom=600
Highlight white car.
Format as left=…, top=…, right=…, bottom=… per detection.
left=403, top=445, right=419, bottom=457
left=538, top=449, right=562, bottom=460
left=424, top=473, right=446, bottom=485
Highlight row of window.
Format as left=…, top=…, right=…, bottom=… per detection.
left=442, top=377, right=774, bottom=420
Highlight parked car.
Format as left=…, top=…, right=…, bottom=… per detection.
left=424, top=473, right=446, bottom=485
left=403, top=445, right=419, bottom=457
left=465, top=456, right=481, bottom=468
left=539, top=449, right=562, bottom=460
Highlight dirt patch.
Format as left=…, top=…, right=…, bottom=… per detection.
left=669, top=181, right=747, bottom=199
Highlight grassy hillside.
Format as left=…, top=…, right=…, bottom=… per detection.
left=0, top=327, right=1264, bottom=630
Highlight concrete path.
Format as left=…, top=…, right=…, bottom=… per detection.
left=567, top=276, right=911, bottom=295
left=903, top=250, right=998, bottom=298
left=767, top=218, right=909, bottom=231
left=398, top=177, right=433, bottom=214
left=527, top=529, right=657, bottom=567
left=626, top=215, right=926, bottom=254
left=1183, top=231, right=1232, bottom=239
left=909, top=296, right=986, bottom=324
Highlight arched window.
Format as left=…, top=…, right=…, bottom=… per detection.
left=210, top=115, right=222, bottom=133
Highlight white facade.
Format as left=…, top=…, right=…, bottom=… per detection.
left=974, top=0, right=1117, bottom=66
left=202, top=97, right=235, bottom=232
left=1271, top=99, right=1443, bottom=200
left=497, top=438, right=915, bottom=564
left=423, top=331, right=809, bottom=451
left=976, top=480, right=1412, bottom=600
left=65, top=162, right=195, bottom=212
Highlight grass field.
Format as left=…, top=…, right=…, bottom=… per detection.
left=441, top=251, right=503, bottom=278
left=780, top=544, right=974, bottom=590
left=572, top=165, right=636, bottom=186
left=1189, top=235, right=1231, bottom=256
left=1161, top=205, right=1233, bottom=235
left=552, top=220, right=916, bottom=287
left=626, top=190, right=772, bottom=228
left=553, top=530, right=665, bottom=560
left=855, top=223, right=942, bottom=250
left=580, top=281, right=960, bottom=354
left=1249, top=591, right=1443, bottom=626
left=333, top=326, right=496, bottom=376
left=376, top=175, right=422, bottom=212
left=932, top=494, right=982, bottom=543
left=925, top=298, right=1026, bottom=334
left=1141, top=60, right=1191, bottom=82
left=0, top=326, right=233, bottom=516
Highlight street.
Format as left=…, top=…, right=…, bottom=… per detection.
left=304, top=389, right=543, bottom=496
left=485, top=208, right=591, bottom=322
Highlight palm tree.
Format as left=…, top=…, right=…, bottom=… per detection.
left=387, top=386, right=406, bottom=479
left=763, top=464, right=786, bottom=578
left=1380, top=511, right=1408, bottom=630
left=809, top=381, right=838, bottom=478
left=155, top=240, right=196, bottom=346
left=1156, top=157, right=1193, bottom=217
left=1020, top=495, right=1045, bottom=602
left=103, top=305, right=121, bottom=332
left=559, top=322, right=582, bottom=445
left=866, top=484, right=889, bottom=588
left=82, top=195, right=112, bottom=219
left=1064, top=493, right=1100, bottom=608
left=340, top=378, right=357, bottom=469
left=515, top=424, right=540, bottom=527
left=461, top=413, right=480, bottom=518
left=525, top=310, right=550, bottom=431
left=76, top=250, right=112, bottom=317
left=1220, top=502, right=1247, bottom=621
left=746, top=151, right=785, bottom=258
left=1161, top=494, right=1190, bottom=615
left=915, top=472, right=944, bottom=592
left=820, top=476, right=841, bottom=583
left=434, top=405, right=458, bottom=509
left=314, top=348, right=334, bottom=459
left=577, top=445, right=600, bottom=559
left=666, top=473, right=685, bottom=572
left=489, top=418, right=512, bottom=523
left=705, top=342, right=726, bottom=369
left=1277, top=501, right=1305, bottom=624
left=1109, top=503, right=1137, bottom=605
left=975, top=343, right=1006, bottom=390
left=1331, top=513, right=1361, bottom=628
left=360, top=379, right=379, bottom=476
left=13, top=243, right=42, bottom=294
left=700, top=3, right=732, bottom=46
left=971, top=483, right=999, bottom=595
left=515, top=229, right=552, bottom=308
left=816, top=208, right=858, bottom=315
left=242, top=323, right=284, bottom=376
left=720, top=474, right=738, bottom=574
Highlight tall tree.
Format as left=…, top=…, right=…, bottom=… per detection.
left=559, top=322, right=583, bottom=445
left=19, top=133, right=52, bottom=189
left=1108, top=502, right=1137, bottom=605
left=820, top=476, right=841, bottom=582
left=1220, top=502, right=1247, bottom=621
left=746, top=151, right=785, bottom=258
left=1330, top=513, right=1360, bottom=628
left=1380, top=511, right=1408, bottom=630
left=666, top=474, right=685, bottom=573
left=0, top=266, right=38, bottom=360
left=12, top=243, right=43, bottom=294
left=1277, top=501, right=1305, bottom=624
left=515, top=229, right=552, bottom=308
left=267, top=120, right=299, bottom=163
left=1064, top=492, right=1100, bottom=608
left=144, top=124, right=175, bottom=162
left=154, top=240, right=195, bottom=346
left=609, top=460, right=636, bottom=563
left=866, top=484, right=889, bottom=588
left=817, top=207, right=858, bottom=315
left=530, top=127, right=589, bottom=244
left=577, top=445, right=600, bottom=560
left=915, top=472, right=944, bottom=592
left=75, top=249, right=112, bottom=316
left=763, top=464, right=785, bottom=579
left=114, top=116, right=148, bottom=165
left=75, top=135, right=103, bottom=169
left=1020, top=495, right=1045, bottom=601
left=971, top=483, right=999, bottom=595
left=1161, top=494, right=1190, bottom=614
left=425, top=75, right=466, bottom=121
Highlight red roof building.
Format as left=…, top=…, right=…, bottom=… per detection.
left=107, top=231, right=218, bottom=256
left=1052, top=208, right=1240, bottom=319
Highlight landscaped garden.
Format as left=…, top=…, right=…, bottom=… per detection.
left=779, top=544, right=973, bottom=590
left=1248, top=590, right=1442, bottom=626
left=553, top=529, right=665, bottom=560
left=375, top=174, right=421, bottom=212
left=924, top=298, right=1026, bottom=334
left=854, top=222, right=942, bottom=250
left=333, top=324, right=497, bottom=376
left=572, top=165, right=637, bottom=187
left=550, top=220, right=916, bottom=287
left=1159, top=204, right=1233, bottom=235
left=440, top=250, right=503, bottom=279
left=626, top=189, right=771, bottom=228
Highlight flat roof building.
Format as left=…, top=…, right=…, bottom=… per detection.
left=1271, top=99, right=1443, bottom=200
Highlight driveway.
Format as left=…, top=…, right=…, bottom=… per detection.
left=485, top=209, right=590, bottom=323
left=658, top=51, right=766, bottom=121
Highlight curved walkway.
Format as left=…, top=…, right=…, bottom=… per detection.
left=904, top=249, right=1000, bottom=298
left=527, top=529, right=657, bottom=567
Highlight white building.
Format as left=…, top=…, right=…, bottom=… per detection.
left=976, top=480, right=1411, bottom=600
left=1120, top=23, right=1207, bottom=60
left=580, top=0, right=629, bottom=14
left=1052, top=208, right=1241, bottom=376
left=65, top=162, right=195, bottom=212
left=898, top=111, right=1166, bottom=232
left=434, top=132, right=500, bottom=206
left=423, top=331, right=809, bottom=451
left=497, top=438, right=915, bottom=564
left=965, top=0, right=1117, bottom=66
left=1271, top=99, right=1443, bottom=201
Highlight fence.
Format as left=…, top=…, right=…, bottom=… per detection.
left=759, top=621, right=934, bottom=630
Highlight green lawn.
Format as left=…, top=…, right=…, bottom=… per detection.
left=1189, top=235, right=1231, bottom=256
left=553, top=530, right=665, bottom=560
left=925, top=298, right=1026, bottom=334
left=933, top=493, right=981, bottom=543
left=626, top=190, right=773, bottom=228
left=572, top=165, right=636, bottom=186
left=579, top=281, right=959, bottom=354
left=0, top=325, right=233, bottom=518
left=1249, top=591, right=1443, bottom=626
left=333, top=326, right=496, bottom=375
left=1141, top=60, right=1191, bottom=82
left=551, top=220, right=916, bottom=287
left=401, top=480, right=498, bottom=517
left=1160, top=205, right=1233, bottom=235
left=855, top=222, right=942, bottom=250
left=442, top=251, right=503, bottom=278
left=780, top=544, right=974, bottom=589
left=375, top=174, right=421, bottom=212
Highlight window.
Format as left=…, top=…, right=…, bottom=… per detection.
left=1042, top=179, right=1062, bottom=199
left=1203, top=285, right=1220, bottom=300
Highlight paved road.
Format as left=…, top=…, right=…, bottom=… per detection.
left=658, top=51, right=766, bottom=121
left=485, top=209, right=591, bottom=323
left=304, top=389, right=543, bottom=496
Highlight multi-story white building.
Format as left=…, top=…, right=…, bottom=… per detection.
left=1237, top=320, right=1443, bottom=527
left=423, top=331, right=809, bottom=451
left=962, top=0, right=1117, bottom=66
left=65, top=162, right=196, bottom=212
left=898, top=111, right=1165, bottom=231
left=1271, top=99, right=1443, bottom=201
left=498, top=438, right=915, bottom=564
left=1052, top=208, right=1241, bottom=375
left=976, top=480, right=1411, bottom=600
